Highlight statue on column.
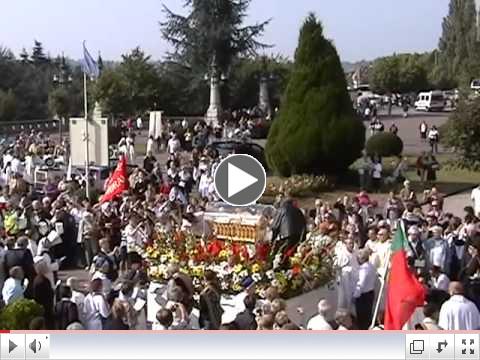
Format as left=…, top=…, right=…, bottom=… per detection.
left=258, top=57, right=272, bottom=118
left=205, top=55, right=222, bottom=127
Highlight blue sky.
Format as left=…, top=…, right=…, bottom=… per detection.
left=0, top=0, right=450, bottom=61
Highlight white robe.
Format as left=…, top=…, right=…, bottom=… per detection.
left=439, top=295, right=480, bottom=330
left=83, top=293, right=110, bottom=330
left=335, top=245, right=359, bottom=313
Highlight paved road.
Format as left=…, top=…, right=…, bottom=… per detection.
left=443, top=190, right=472, bottom=216
left=371, top=108, right=450, bottom=154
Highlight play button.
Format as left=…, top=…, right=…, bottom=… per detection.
left=214, top=154, right=266, bottom=206
left=9, top=340, right=17, bottom=353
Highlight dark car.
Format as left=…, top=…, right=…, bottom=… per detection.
left=208, top=141, right=267, bottom=169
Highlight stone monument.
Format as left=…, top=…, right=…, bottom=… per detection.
left=205, top=58, right=222, bottom=126
left=258, top=74, right=271, bottom=118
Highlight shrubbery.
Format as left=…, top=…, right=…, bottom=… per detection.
left=442, top=97, right=480, bottom=170
left=366, top=132, right=404, bottom=157
left=266, top=14, right=365, bottom=177
left=0, top=299, right=44, bottom=330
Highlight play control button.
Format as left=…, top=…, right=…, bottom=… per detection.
left=214, top=154, right=266, bottom=206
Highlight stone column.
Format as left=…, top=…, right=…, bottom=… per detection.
left=205, top=71, right=222, bottom=127
left=476, top=0, right=480, bottom=41
left=258, top=75, right=271, bottom=118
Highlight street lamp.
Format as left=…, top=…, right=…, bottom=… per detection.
left=205, top=55, right=227, bottom=126
left=52, top=54, right=73, bottom=141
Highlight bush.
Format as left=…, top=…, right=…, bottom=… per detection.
left=366, top=132, right=404, bottom=157
left=442, top=97, right=480, bottom=170
left=0, top=299, right=44, bottom=330
left=266, top=14, right=365, bottom=177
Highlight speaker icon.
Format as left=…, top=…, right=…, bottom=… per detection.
left=29, top=339, right=41, bottom=354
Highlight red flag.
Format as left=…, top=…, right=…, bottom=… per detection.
left=384, top=225, right=426, bottom=330
left=100, top=156, right=128, bottom=203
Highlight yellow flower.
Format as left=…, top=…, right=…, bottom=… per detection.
left=251, top=263, right=262, bottom=273
left=233, top=264, right=243, bottom=274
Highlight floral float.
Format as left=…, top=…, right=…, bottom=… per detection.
left=143, top=229, right=335, bottom=299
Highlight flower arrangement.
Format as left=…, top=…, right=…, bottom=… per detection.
left=264, top=175, right=333, bottom=198
left=144, top=229, right=335, bottom=299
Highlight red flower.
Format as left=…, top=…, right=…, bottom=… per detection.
left=255, top=243, right=270, bottom=262
left=284, top=245, right=297, bottom=258
left=207, top=239, right=224, bottom=257
left=292, top=264, right=302, bottom=275
left=232, top=244, right=250, bottom=261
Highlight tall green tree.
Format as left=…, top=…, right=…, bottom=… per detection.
left=266, top=14, right=365, bottom=176
left=161, top=0, right=270, bottom=75
left=161, top=0, right=270, bottom=113
left=437, top=0, right=480, bottom=86
left=95, top=47, right=163, bottom=116
left=31, top=40, right=50, bottom=66
left=369, top=53, right=431, bottom=94
left=0, top=89, right=17, bottom=122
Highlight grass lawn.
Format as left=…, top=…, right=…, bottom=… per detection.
left=263, top=153, right=480, bottom=208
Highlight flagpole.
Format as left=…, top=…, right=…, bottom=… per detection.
left=370, top=249, right=391, bottom=329
left=84, top=72, right=90, bottom=200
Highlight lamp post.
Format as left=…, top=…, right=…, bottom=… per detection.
left=476, top=0, right=480, bottom=42
left=52, top=54, right=72, bottom=141
left=205, top=55, right=227, bottom=127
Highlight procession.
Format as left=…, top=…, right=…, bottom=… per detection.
left=1, top=0, right=480, bottom=332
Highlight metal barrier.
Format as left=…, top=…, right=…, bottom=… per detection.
left=0, top=119, right=60, bottom=136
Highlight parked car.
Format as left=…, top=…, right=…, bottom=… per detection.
left=207, top=141, right=267, bottom=169
left=414, top=91, right=445, bottom=112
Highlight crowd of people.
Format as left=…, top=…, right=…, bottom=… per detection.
left=0, top=112, right=478, bottom=332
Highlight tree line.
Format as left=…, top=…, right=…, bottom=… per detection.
left=369, top=0, right=480, bottom=94
left=0, top=0, right=291, bottom=122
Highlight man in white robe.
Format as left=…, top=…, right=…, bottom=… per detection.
left=335, top=237, right=359, bottom=313
left=439, top=282, right=480, bottom=330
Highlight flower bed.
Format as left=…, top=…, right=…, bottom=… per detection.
left=264, top=175, right=334, bottom=198
left=143, top=229, right=335, bottom=299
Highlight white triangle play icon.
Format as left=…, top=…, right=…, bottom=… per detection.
left=228, top=163, right=258, bottom=198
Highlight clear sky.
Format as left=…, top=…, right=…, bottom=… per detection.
left=0, top=0, right=450, bottom=62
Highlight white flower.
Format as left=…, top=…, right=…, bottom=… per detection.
left=160, top=255, right=168, bottom=263
left=273, top=254, right=282, bottom=270
left=252, top=273, right=262, bottom=282
left=266, top=270, right=275, bottom=280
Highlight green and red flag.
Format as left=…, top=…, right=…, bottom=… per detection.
left=384, top=223, right=426, bottom=330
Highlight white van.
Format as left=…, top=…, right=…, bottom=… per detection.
left=414, top=91, right=445, bottom=112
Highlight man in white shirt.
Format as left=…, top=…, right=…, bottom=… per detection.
left=430, top=265, right=450, bottom=292
left=439, top=282, right=480, bottom=330
left=307, top=299, right=332, bottom=330
left=471, top=185, right=480, bottom=217
left=167, top=134, right=181, bottom=155
left=354, top=249, right=377, bottom=329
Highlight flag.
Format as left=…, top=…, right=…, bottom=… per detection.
left=384, top=223, right=426, bottom=330
left=99, top=156, right=128, bottom=204
left=82, top=42, right=100, bottom=79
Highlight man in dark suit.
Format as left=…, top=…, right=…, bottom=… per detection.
left=4, top=236, right=36, bottom=298
left=233, top=294, right=258, bottom=330
left=270, top=198, right=307, bottom=264
left=54, top=285, right=79, bottom=330
left=460, top=235, right=480, bottom=310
